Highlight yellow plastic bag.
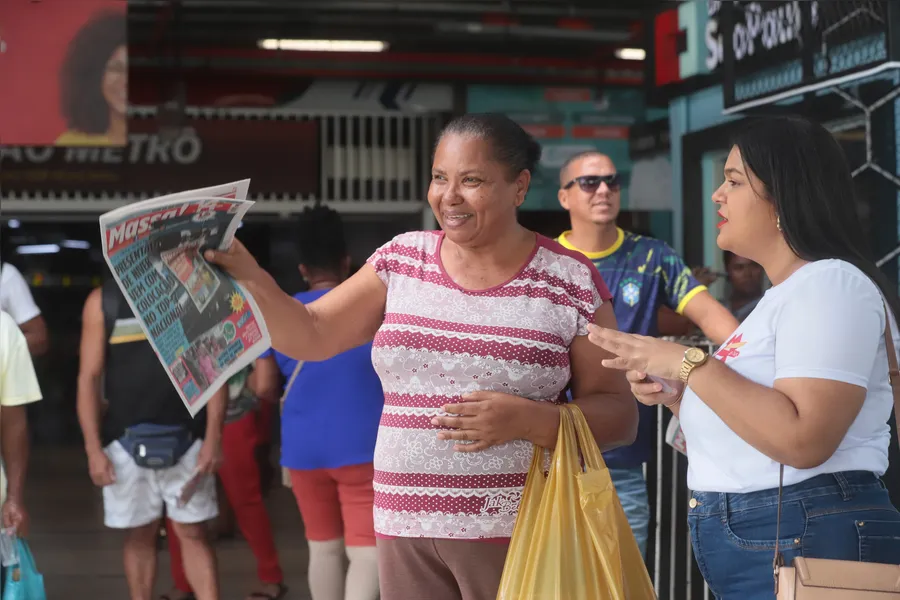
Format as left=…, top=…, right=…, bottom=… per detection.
left=497, top=405, right=657, bottom=600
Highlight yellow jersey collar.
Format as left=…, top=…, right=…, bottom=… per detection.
left=558, top=228, right=625, bottom=259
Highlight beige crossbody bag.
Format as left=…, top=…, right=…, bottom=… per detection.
left=280, top=361, right=304, bottom=489
left=774, top=305, right=900, bottom=598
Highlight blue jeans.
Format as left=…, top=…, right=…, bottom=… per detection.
left=689, top=471, right=900, bottom=600
left=609, top=466, right=650, bottom=558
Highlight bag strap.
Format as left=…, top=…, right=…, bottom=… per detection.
left=773, top=465, right=786, bottom=591
left=15, top=538, right=37, bottom=574
left=773, top=301, right=900, bottom=593
left=280, top=360, right=304, bottom=405
left=565, top=404, right=605, bottom=472
left=101, top=279, right=122, bottom=342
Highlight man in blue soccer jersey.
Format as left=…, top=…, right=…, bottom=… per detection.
left=556, top=151, right=739, bottom=558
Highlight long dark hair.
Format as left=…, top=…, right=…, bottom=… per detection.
left=295, top=204, right=347, bottom=275
left=732, top=115, right=900, bottom=322
left=59, top=10, right=126, bottom=134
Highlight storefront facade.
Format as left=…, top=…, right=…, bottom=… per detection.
left=657, top=0, right=900, bottom=281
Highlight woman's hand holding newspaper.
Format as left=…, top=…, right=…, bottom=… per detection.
left=204, top=238, right=264, bottom=283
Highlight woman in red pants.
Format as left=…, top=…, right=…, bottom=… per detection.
left=254, top=206, right=382, bottom=600
left=164, top=365, right=286, bottom=600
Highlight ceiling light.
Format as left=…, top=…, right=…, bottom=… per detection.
left=615, top=48, right=646, bottom=61
left=16, top=244, right=60, bottom=255
left=7, top=219, right=20, bottom=229
left=258, top=39, right=388, bottom=52
left=61, top=240, right=91, bottom=250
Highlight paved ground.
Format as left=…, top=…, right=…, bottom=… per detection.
left=27, top=445, right=313, bottom=600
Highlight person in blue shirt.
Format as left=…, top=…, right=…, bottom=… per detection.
left=255, top=205, right=383, bottom=600
left=556, top=151, right=738, bottom=558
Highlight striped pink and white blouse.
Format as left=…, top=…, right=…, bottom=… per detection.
left=366, top=230, right=611, bottom=540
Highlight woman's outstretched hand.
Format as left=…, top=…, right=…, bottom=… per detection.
left=624, top=370, right=685, bottom=407
left=586, top=323, right=686, bottom=381
left=204, top=238, right=263, bottom=283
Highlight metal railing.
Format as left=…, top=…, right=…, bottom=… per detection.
left=310, top=111, right=444, bottom=213
left=647, top=336, right=716, bottom=600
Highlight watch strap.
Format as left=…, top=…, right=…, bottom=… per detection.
left=679, top=349, right=708, bottom=383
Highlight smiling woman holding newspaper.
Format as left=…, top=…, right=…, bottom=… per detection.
left=206, top=113, right=636, bottom=600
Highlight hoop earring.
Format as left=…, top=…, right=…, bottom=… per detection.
left=776, top=216, right=782, bottom=231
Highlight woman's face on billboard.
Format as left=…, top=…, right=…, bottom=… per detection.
left=103, top=45, right=128, bottom=118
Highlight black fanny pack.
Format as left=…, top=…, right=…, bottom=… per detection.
left=118, top=423, right=194, bottom=469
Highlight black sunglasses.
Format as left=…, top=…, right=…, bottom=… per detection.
left=562, top=174, right=621, bottom=193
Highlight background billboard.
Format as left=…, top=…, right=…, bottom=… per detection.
left=0, top=0, right=127, bottom=146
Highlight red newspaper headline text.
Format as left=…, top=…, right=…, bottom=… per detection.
left=106, top=196, right=238, bottom=254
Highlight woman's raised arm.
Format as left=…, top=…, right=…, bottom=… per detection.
left=206, top=240, right=386, bottom=361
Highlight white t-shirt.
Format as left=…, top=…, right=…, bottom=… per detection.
left=0, top=312, right=42, bottom=503
left=680, top=259, right=898, bottom=493
left=0, top=264, right=41, bottom=326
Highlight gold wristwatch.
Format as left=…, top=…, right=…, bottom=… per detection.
left=679, top=347, right=709, bottom=383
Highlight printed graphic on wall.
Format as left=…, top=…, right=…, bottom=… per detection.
left=0, top=116, right=319, bottom=198
left=467, top=86, right=644, bottom=210
left=0, top=0, right=128, bottom=146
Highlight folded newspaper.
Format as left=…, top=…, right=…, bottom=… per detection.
left=99, top=180, right=270, bottom=416
left=665, top=415, right=687, bottom=456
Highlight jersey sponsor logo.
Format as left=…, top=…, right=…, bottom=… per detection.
left=620, top=280, right=641, bottom=307
left=715, top=333, right=746, bottom=362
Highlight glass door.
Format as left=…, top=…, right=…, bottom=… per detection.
left=701, top=150, right=729, bottom=301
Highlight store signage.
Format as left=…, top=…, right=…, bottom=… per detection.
left=629, top=119, right=670, bottom=160
left=705, top=0, right=819, bottom=71
left=0, top=116, right=320, bottom=198
left=507, top=112, right=566, bottom=139
left=570, top=112, right=633, bottom=140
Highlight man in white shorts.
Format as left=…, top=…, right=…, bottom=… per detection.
left=76, top=280, right=226, bottom=600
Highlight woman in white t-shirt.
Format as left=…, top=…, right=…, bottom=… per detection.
left=588, top=115, right=900, bottom=599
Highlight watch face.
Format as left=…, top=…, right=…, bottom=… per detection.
left=685, top=347, right=706, bottom=363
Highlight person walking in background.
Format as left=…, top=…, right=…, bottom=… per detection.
left=76, top=279, right=225, bottom=600
left=0, top=312, right=42, bottom=538
left=555, top=151, right=739, bottom=558
left=693, top=251, right=765, bottom=324
left=0, top=261, right=48, bottom=494
left=0, top=262, right=48, bottom=357
left=165, top=363, right=286, bottom=600
left=721, top=251, right=764, bottom=322
left=590, top=116, right=900, bottom=598
left=209, top=113, right=637, bottom=600
left=254, top=205, right=383, bottom=600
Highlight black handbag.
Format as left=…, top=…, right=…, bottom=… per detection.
left=118, top=423, right=194, bottom=469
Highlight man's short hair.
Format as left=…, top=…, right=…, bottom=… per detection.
left=558, top=151, right=607, bottom=185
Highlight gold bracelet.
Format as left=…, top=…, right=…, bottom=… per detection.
left=664, top=390, right=685, bottom=408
